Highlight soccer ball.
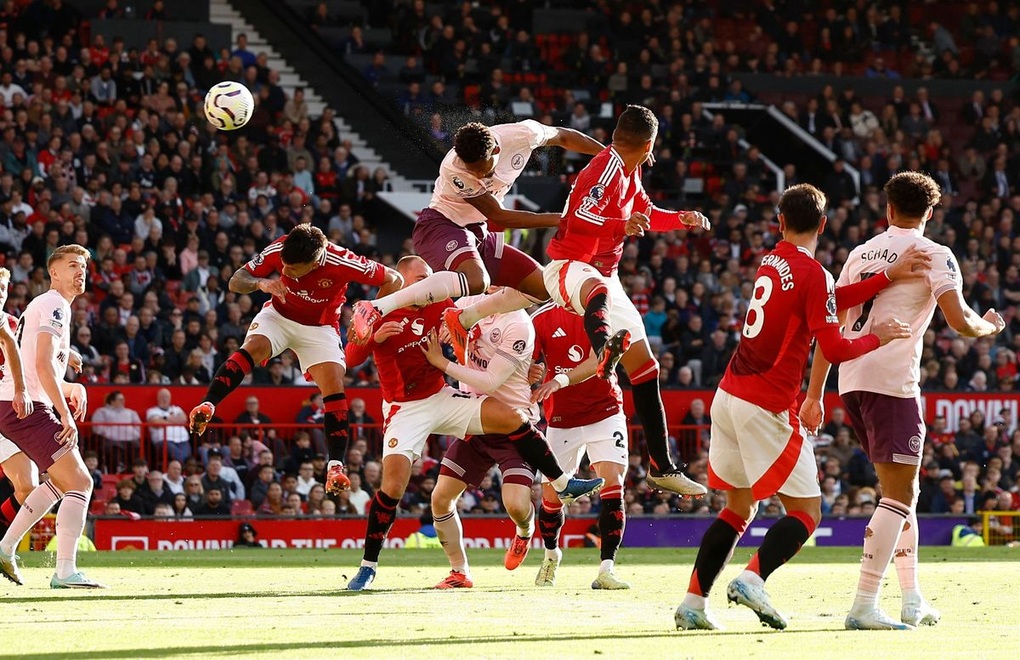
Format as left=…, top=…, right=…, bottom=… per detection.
left=204, top=81, right=254, bottom=131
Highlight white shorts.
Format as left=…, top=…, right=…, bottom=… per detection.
left=542, top=260, right=647, bottom=343
left=248, top=304, right=344, bottom=370
left=543, top=412, right=628, bottom=483
left=0, top=434, right=21, bottom=463
left=381, top=386, right=487, bottom=462
left=707, top=389, right=820, bottom=499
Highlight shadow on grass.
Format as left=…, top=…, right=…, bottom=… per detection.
left=1, top=629, right=832, bottom=659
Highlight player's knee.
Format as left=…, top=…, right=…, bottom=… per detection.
left=14, top=485, right=33, bottom=503
left=430, top=491, right=455, bottom=515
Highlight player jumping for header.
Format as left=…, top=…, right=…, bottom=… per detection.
left=351, top=119, right=604, bottom=343
left=536, top=105, right=711, bottom=495
left=187, top=225, right=401, bottom=495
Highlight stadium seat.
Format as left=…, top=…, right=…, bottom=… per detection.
left=231, top=500, right=254, bottom=516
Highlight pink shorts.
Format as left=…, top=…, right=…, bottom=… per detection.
left=412, top=208, right=541, bottom=289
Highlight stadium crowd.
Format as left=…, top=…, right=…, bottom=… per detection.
left=0, top=0, right=1016, bottom=524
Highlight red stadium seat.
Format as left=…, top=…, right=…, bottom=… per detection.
left=231, top=500, right=254, bottom=516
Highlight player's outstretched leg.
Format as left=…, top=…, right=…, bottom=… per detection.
left=481, top=399, right=603, bottom=504
left=620, top=343, right=706, bottom=496
left=677, top=506, right=749, bottom=631
left=536, top=496, right=564, bottom=586
left=189, top=347, right=257, bottom=436
left=353, top=271, right=471, bottom=341
left=846, top=496, right=914, bottom=630
left=895, top=510, right=940, bottom=626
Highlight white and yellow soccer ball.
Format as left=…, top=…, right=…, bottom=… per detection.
left=203, top=81, right=254, bottom=131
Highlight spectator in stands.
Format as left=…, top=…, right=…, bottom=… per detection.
left=347, top=472, right=371, bottom=515
left=203, top=451, right=244, bottom=502
left=164, top=460, right=185, bottom=496
left=249, top=464, right=277, bottom=509
left=258, top=482, right=286, bottom=516
left=114, top=478, right=146, bottom=515
left=91, top=390, right=142, bottom=458
left=195, top=487, right=231, bottom=518
left=137, top=470, right=174, bottom=515
left=236, top=395, right=272, bottom=431
left=146, top=388, right=191, bottom=463
left=348, top=397, right=375, bottom=441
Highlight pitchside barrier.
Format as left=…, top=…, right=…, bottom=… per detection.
left=981, top=510, right=1020, bottom=546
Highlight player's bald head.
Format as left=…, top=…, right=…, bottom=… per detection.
left=396, top=255, right=432, bottom=284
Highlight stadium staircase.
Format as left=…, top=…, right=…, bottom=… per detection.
left=210, top=0, right=431, bottom=189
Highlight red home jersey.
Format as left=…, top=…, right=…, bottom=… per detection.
left=345, top=301, right=452, bottom=403
left=547, top=145, right=685, bottom=276
left=244, top=237, right=386, bottom=328
left=532, top=303, right=623, bottom=428
left=720, top=241, right=840, bottom=414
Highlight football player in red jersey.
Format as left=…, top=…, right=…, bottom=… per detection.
left=530, top=303, right=632, bottom=590
left=342, top=257, right=604, bottom=592
left=536, top=105, right=710, bottom=497
left=187, top=225, right=401, bottom=495
left=675, top=184, right=928, bottom=632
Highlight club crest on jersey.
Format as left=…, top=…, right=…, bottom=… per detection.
left=511, top=154, right=525, bottom=169
left=513, top=339, right=526, bottom=353
left=318, top=279, right=332, bottom=288
left=567, top=344, right=584, bottom=362
left=388, top=438, right=398, bottom=449
left=452, top=176, right=465, bottom=189
left=490, top=328, right=502, bottom=343
left=588, top=184, right=606, bottom=201
left=446, top=240, right=458, bottom=252
left=410, top=318, right=425, bottom=336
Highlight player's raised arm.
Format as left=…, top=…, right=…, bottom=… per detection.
left=229, top=266, right=287, bottom=299
left=545, top=126, right=605, bottom=157
left=633, top=187, right=710, bottom=232
left=531, top=350, right=599, bottom=403
left=421, top=330, right=516, bottom=394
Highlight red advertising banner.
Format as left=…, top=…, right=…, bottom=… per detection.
left=87, top=384, right=1018, bottom=433
left=93, top=517, right=597, bottom=552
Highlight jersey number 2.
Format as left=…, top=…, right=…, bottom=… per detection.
left=742, top=275, right=773, bottom=339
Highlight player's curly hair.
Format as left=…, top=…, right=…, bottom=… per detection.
left=614, top=105, right=659, bottom=146
left=884, top=171, right=941, bottom=218
left=281, top=224, right=327, bottom=265
left=453, top=122, right=496, bottom=164
left=778, top=184, right=827, bottom=234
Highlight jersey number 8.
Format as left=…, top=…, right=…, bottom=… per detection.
left=742, top=275, right=773, bottom=339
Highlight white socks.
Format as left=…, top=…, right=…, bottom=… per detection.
left=433, top=509, right=469, bottom=576
left=0, top=481, right=62, bottom=555
left=374, top=271, right=469, bottom=316
left=894, top=509, right=920, bottom=600
left=55, top=490, right=90, bottom=579
left=852, top=497, right=910, bottom=613
left=599, top=559, right=615, bottom=574
left=544, top=547, right=562, bottom=562
left=460, top=288, right=542, bottom=328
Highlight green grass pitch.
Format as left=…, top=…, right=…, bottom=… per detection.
left=2, top=547, right=1017, bottom=659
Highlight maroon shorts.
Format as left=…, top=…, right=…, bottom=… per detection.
left=841, top=391, right=924, bottom=467
left=0, top=402, right=71, bottom=472
left=440, top=435, right=535, bottom=487
left=412, top=208, right=541, bottom=289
